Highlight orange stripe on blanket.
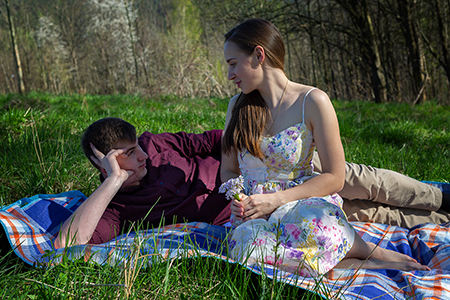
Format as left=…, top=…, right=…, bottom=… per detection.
left=426, top=226, right=445, bottom=248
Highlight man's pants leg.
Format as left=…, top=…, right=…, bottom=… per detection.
left=312, top=152, right=450, bottom=227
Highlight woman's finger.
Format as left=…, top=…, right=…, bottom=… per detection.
left=238, top=195, right=251, bottom=206
left=243, top=209, right=264, bottom=221
left=230, top=204, right=243, bottom=215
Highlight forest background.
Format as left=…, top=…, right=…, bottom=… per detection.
left=1, top=0, right=450, bottom=105
left=0, top=1, right=449, bottom=298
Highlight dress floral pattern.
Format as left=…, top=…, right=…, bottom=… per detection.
left=228, top=122, right=355, bottom=277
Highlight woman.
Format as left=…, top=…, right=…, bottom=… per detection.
left=220, top=19, right=429, bottom=276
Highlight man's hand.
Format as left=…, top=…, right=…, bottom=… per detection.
left=90, top=143, right=134, bottom=182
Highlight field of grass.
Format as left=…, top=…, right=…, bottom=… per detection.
left=0, top=92, right=449, bottom=299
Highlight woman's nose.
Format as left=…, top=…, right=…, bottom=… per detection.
left=228, top=69, right=235, bottom=80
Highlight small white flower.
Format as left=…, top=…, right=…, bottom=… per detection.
left=219, top=176, right=244, bottom=201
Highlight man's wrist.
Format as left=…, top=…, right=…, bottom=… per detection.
left=103, top=174, right=126, bottom=189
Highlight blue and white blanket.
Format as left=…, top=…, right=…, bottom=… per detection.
left=1, top=185, right=450, bottom=299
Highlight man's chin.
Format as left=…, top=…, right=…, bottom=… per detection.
left=121, top=177, right=143, bottom=190
left=120, top=181, right=141, bottom=191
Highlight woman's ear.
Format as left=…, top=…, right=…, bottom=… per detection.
left=254, top=45, right=265, bottom=65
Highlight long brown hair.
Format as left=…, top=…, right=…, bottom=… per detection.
left=222, top=19, right=285, bottom=158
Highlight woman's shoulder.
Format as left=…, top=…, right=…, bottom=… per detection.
left=289, top=83, right=334, bottom=126
left=226, top=93, right=243, bottom=113
left=229, top=93, right=241, bottom=105
left=289, top=83, right=330, bottom=107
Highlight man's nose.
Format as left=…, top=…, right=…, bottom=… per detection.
left=138, top=148, right=148, bottom=160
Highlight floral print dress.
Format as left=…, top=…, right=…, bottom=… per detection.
left=228, top=90, right=355, bottom=277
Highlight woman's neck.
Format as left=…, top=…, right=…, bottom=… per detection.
left=258, top=70, right=289, bottom=109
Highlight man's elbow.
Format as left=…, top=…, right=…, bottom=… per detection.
left=53, top=235, right=63, bottom=249
left=53, top=232, right=89, bottom=249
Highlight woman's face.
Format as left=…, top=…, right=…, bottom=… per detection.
left=224, top=41, right=262, bottom=94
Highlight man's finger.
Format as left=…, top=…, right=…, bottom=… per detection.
left=90, top=143, right=105, bottom=159
left=90, top=155, right=101, bottom=167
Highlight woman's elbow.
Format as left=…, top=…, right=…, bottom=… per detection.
left=335, top=177, right=345, bottom=194
left=333, top=167, right=346, bottom=193
left=323, top=170, right=345, bottom=195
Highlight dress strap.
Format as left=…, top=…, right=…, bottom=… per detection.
left=302, top=88, right=317, bottom=123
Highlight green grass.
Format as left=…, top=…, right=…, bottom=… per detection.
left=0, top=92, right=449, bottom=299
left=335, top=100, right=449, bottom=181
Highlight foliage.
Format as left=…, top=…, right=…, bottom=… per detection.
left=1, top=0, right=450, bottom=103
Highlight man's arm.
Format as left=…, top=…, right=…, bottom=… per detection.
left=54, top=146, right=132, bottom=248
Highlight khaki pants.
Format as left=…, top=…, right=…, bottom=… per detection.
left=312, top=153, right=450, bottom=228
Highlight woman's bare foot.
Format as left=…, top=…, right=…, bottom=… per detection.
left=337, top=234, right=430, bottom=271
left=367, top=242, right=419, bottom=263
left=335, top=257, right=430, bottom=271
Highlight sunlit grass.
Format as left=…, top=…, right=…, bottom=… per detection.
left=0, top=92, right=448, bottom=299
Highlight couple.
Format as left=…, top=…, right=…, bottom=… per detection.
left=56, top=19, right=448, bottom=275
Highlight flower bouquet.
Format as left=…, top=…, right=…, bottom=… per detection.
left=219, top=175, right=245, bottom=227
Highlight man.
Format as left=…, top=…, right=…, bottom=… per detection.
left=55, top=117, right=230, bottom=247
left=55, top=117, right=450, bottom=247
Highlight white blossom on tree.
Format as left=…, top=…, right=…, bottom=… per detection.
left=90, top=0, right=138, bottom=90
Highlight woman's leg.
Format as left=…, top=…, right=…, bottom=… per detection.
left=334, top=232, right=430, bottom=271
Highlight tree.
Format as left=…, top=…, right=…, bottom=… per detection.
left=335, top=0, right=387, bottom=103
left=49, top=0, right=91, bottom=91
left=395, top=0, right=427, bottom=104
left=4, top=0, right=25, bottom=93
left=422, top=0, right=450, bottom=87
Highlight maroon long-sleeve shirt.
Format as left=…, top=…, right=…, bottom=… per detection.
left=89, top=130, right=231, bottom=244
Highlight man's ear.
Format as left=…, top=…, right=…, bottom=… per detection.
left=254, top=45, right=265, bottom=65
left=99, top=167, right=107, bottom=177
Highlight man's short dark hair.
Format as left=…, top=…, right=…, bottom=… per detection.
left=82, top=118, right=137, bottom=170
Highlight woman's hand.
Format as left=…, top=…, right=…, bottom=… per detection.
left=231, top=193, right=282, bottom=221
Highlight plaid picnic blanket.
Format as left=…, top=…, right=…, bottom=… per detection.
left=1, top=187, right=450, bottom=299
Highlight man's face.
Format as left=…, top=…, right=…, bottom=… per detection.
left=113, top=140, right=148, bottom=189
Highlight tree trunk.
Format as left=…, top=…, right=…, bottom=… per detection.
left=124, top=0, right=139, bottom=87
left=434, top=0, right=450, bottom=86
left=336, top=0, right=387, bottom=103
left=363, top=2, right=387, bottom=103
left=4, top=0, right=25, bottom=93
left=397, top=0, right=427, bottom=103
